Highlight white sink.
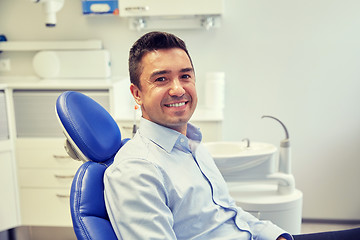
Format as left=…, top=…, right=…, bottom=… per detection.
left=204, top=141, right=277, bottom=181
left=204, top=141, right=277, bottom=158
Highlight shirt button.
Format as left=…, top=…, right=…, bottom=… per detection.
left=180, top=138, right=185, bottom=143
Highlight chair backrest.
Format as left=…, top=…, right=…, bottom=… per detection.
left=56, top=91, right=127, bottom=240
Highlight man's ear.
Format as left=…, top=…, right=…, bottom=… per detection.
left=130, top=83, right=142, bottom=105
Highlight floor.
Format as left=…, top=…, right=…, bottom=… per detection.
left=3, top=221, right=359, bottom=240
left=1, top=220, right=359, bottom=240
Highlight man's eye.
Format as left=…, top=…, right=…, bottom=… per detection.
left=155, top=77, right=166, bottom=82
left=181, top=74, right=191, bottom=79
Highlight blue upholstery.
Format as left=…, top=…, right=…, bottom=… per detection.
left=56, top=91, right=127, bottom=240
left=56, top=91, right=122, bottom=162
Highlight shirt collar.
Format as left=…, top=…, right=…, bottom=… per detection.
left=138, top=118, right=202, bottom=153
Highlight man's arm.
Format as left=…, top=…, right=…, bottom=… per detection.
left=104, top=158, right=176, bottom=240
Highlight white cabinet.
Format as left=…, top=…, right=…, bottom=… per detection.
left=119, top=0, right=224, bottom=17
left=16, top=138, right=81, bottom=226
left=0, top=89, right=20, bottom=232
left=118, top=0, right=224, bottom=30
left=12, top=87, right=113, bottom=226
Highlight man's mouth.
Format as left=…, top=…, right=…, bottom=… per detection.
left=164, top=101, right=188, bottom=107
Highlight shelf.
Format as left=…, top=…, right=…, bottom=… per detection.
left=3, top=79, right=114, bottom=90
left=0, top=40, right=103, bottom=51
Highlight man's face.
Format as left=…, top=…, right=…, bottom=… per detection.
left=130, top=48, right=197, bottom=135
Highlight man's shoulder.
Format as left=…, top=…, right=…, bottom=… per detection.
left=116, top=135, right=150, bottom=160
left=104, top=135, right=170, bottom=181
left=105, top=137, right=149, bottom=174
left=108, top=134, right=166, bottom=168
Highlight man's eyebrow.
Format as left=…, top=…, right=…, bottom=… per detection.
left=180, top=67, right=194, bottom=73
left=150, top=70, right=170, bottom=78
left=150, top=68, right=194, bottom=78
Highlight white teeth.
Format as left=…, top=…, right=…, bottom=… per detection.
left=167, top=102, right=186, bottom=107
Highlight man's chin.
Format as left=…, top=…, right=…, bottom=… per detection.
left=163, top=117, right=191, bottom=132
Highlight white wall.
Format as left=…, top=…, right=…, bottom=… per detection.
left=1, top=0, right=360, bottom=220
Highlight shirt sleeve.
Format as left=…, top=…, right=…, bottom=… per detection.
left=104, top=158, right=177, bottom=240
left=231, top=201, right=293, bottom=240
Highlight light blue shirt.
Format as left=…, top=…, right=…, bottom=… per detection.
left=104, top=118, right=292, bottom=240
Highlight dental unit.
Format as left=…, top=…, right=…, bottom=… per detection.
left=204, top=115, right=303, bottom=234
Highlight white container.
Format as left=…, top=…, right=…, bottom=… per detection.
left=204, top=72, right=225, bottom=110
left=32, top=50, right=111, bottom=79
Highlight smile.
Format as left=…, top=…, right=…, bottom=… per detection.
left=165, top=102, right=187, bottom=107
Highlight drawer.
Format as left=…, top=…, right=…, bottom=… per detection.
left=19, top=169, right=76, bottom=188
left=20, top=188, right=72, bottom=226
left=16, top=138, right=82, bottom=168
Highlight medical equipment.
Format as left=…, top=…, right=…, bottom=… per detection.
left=56, top=91, right=128, bottom=239
left=204, top=116, right=303, bottom=234
left=30, top=0, right=64, bottom=27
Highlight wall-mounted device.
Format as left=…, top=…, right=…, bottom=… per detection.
left=30, top=0, right=65, bottom=27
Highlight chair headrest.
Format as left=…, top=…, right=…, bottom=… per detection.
left=56, top=91, right=122, bottom=163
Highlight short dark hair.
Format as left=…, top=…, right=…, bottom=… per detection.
left=128, top=31, right=193, bottom=89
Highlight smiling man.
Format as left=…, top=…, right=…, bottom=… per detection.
left=130, top=47, right=197, bottom=135
left=103, top=32, right=359, bottom=240
left=104, top=31, right=290, bottom=240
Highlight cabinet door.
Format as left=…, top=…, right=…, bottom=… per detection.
left=13, top=90, right=110, bottom=138
left=16, top=138, right=81, bottom=226
left=20, top=188, right=73, bottom=226
left=0, top=148, right=20, bottom=232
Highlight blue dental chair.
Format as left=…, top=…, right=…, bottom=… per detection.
left=56, top=91, right=128, bottom=240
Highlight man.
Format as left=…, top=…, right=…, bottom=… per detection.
left=104, top=31, right=359, bottom=240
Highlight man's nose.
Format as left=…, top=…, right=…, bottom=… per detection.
left=169, top=78, right=186, bottom=96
